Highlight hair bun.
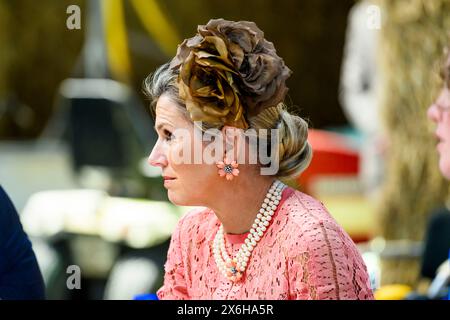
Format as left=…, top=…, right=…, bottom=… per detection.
left=250, top=104, right=312, bottom=180
left=277, top=106, right=312, bottom=179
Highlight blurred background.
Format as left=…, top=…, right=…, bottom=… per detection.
left=0, top=0, right=449, bottom=299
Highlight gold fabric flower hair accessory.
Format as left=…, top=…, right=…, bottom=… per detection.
left=169, top=19, right=292, bottom=129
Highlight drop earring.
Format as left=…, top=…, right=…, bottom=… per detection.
left=216, top=156, right=239, bottom=181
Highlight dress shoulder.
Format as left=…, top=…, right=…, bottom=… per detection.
left=281, top=189, right=364, bottom=260
left=279, top=189, right=340, bottom=240
left=280, top=189, right=374, bottom=299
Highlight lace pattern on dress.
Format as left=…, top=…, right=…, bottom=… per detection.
left=157, top=188, right=374, bottom=300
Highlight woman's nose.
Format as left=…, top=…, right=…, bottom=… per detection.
left=148, top=144, right=168, bottom=168
left=427, top=103, right=440, bottom=123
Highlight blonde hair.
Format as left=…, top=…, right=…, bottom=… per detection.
left=144, top=63, right=312, bottom=180
left=248, top=104, right=312, bottom=180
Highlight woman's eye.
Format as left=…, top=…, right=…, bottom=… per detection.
left=163, top=129, right=174, bottom=141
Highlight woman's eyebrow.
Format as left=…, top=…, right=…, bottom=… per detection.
left=155, top=121, right=171, bottom=132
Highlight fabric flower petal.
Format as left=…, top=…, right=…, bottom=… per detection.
left=169, top=18, right=292, bottom=128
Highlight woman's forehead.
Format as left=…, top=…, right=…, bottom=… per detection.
left=155, top=95, right=189, bottom=127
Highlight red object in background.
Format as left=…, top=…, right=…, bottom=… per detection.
left=298, top=129, right=359, bottom=194
left=298, top=129, right=371, bottom=243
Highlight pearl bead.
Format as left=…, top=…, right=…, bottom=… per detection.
left=213, top=181, right=286, bottom=281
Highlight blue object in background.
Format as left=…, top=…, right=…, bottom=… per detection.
left=0, top=186, right=45, bottom=300
left=448, top=250, right=450, bottom=301
left=134, top=293, right=159, bottom=300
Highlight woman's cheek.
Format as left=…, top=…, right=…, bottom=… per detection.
left=167, top=138, right=190, bottom=168
left=166, top=142, right=178, bottom=168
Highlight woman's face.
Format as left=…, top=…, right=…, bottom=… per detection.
left=428, top=83, right=450, bottom=180
left=147, top=94, right=219, bottom=205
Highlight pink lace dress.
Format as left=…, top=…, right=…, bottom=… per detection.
left=157, top=187, right=374, bottom=300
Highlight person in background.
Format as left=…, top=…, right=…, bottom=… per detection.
left=391, top=46, right=450, bottom=301
left=428, top=47, right=450, bottom=181
left=423, top=47, right=450, bottom=286
left=0, top=186, right=45, bottom=299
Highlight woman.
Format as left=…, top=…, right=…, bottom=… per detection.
left=422, top=48, right=450, bottom=282
left=146, top=19, right=373, bottom=300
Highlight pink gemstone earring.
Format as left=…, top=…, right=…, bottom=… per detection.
left=216, top=157, right=239, bottom=181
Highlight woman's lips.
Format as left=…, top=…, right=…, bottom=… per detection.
left=163, top=176, right=176, bottom=187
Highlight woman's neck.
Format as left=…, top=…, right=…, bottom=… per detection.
left=205, top=174, right=275, bottom=234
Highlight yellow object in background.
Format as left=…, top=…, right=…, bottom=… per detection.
left=130, top=0, right=181, bottom=57
left=101, top=0, right=131, bottom=83
left=374, top=284, right=412, bottom=300
left=101, top=0, right=181, bottom=83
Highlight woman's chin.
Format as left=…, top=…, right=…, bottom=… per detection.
left=167, top=190, right=199, bottom=206
left=167, top=190, right=187, bottom=206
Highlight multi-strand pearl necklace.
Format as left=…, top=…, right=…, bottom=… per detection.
left=213, top=180, right=286, bottom=282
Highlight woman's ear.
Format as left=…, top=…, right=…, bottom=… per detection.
left=221, top=126, right=246, bottom=162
